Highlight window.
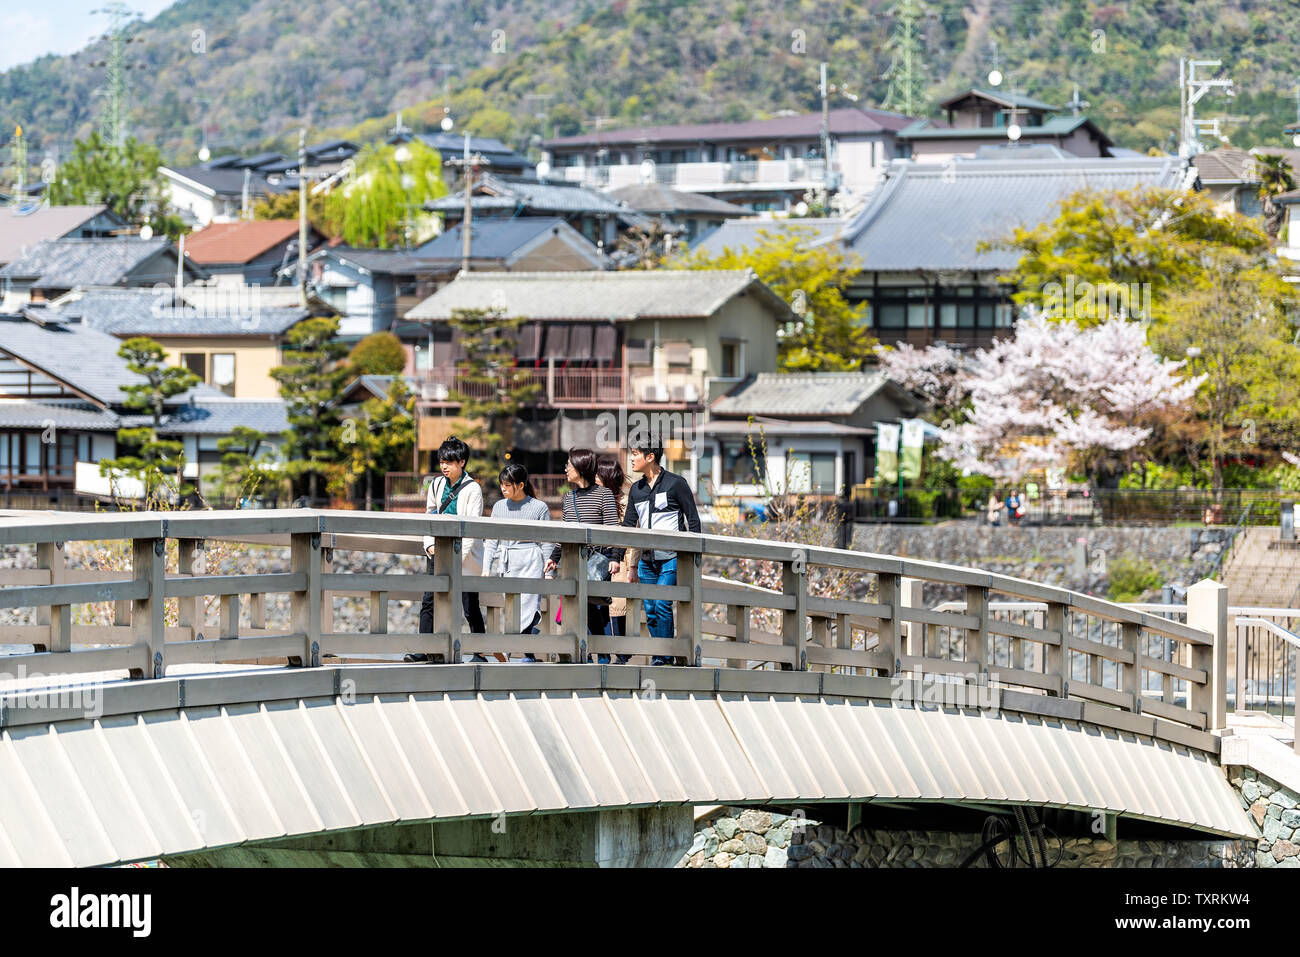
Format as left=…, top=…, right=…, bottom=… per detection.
left=211, top=353, right=236, bottom=396
left=907, top=302, right=929, bottom=329
left=181, top=353, right=206, bottom=379
left=720, top=441, right=764, bottom=486
left=697, top=447, right=714, bottom=505
left=720, top=342, right=743, bottom=379
left=877, top=304, right=906, bottom=329
left=787, top=452, right=837, bottom=493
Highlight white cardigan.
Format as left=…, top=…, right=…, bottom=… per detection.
left=422, top=474, right=484, bottom=573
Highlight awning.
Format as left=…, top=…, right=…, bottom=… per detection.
left=568, top=324, right=593, bottom=361
left=594, top=325, right=618, bottom=364
left=544, top=325, right=570, bottom=360
left=516, top=323, right=541, bottom=362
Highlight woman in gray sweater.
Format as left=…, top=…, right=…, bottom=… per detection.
left=481, top=464, right=552, bottom=662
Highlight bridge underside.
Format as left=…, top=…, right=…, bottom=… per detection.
left=0, top=666, right=1254, bottom=867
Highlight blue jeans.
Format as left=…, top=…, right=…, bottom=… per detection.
left=638, top=555, right=677, bottom=664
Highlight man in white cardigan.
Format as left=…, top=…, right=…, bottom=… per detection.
left=411, top=437, right=486, bottom=662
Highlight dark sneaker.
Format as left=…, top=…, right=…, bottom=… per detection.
left=470, top=653, right=487, bottom=663
left=403, top=653, right=429, bottom=663
left=521, top=654, right=540, bottom=663
left=650, top=656, right=671, bottom=666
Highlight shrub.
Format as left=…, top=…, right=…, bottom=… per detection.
left=1106, top=553, right=1162, bottom=602
left=349, top=332, right=408, bottom=376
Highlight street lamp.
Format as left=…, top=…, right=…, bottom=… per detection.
left=394, top=145, right=414, bottom=249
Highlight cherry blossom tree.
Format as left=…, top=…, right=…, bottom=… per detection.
left=876, top=314, right=1202, bottom=482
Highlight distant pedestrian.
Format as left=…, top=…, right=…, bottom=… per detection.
left=545, top=448, right=622, bottom=648
left=619, top=442, right=701, bottom=666
left=481, top=464, right=551, bottom=663
left=1006, top=489, right=1023, bottom=526
left=597, top=454, right=633, bottom=665
left=986, top=493, right=1003, bottom=527
left=411, top=437, right=487, bottom=663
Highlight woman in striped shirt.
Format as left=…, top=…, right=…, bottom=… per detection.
left=545, top=448, right=624, bottom=640
left=481, top=463, right=552, bottom=663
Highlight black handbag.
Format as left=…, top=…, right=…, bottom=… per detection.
left=586, top=548, right=612, bottom=606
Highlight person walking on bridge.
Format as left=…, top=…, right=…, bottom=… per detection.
left=410, top=437, right=487, bottom=663
left=616, top=442, right=700, bottom=666
left=481, top=464, right=551, bottom=663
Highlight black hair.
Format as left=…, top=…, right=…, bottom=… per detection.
left=630, top=443, right=665, bottom=468
left=596, top=454, right=626, bottom=506
left=499, top=463, right=536, bottom=499
left=567, top=447, right=598, bottom=486
left=437, top=436, right=470, bottom=465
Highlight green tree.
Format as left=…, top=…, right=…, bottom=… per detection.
left=270, top=317, right=352, bottom=501
left=445, top=307, right=542, bottom=483
left=98, top=337, right=200, bottom=507
left=252, top=190, right=335, bottom=236
left=210, top=426, right=283, bottom=505
left=1151, top=248, right=1300, bottom=489
left=47, top=132, right=184, bottom=238
left=681, top=225, right=875, bottom=371
left=335, top=378, right=417, bottom=510
left=324, top=139, right=448, bottom=248
left=348, top=332, right=409, bottom=375
left=1252, top=152, right=1296, bottom=239
left=987, top=187, right=1271, bottom=328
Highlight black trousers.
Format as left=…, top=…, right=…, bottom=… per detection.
left=418, top=555, right=485, bottom=634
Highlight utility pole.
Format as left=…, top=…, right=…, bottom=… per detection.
left=446, top=132, right=490, bottom=274
left=820, top=61, right=831, bottom=180
left=297, top=128, right=308, bottom=308
left=1179, top=57, right=1234, bottom=157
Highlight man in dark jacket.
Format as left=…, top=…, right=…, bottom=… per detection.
left=612, top=443, right=700, bottom=665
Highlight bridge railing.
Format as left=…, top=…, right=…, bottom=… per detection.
left=0, top=510, right=1225, bottom=740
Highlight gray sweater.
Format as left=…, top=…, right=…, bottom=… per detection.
left=481, top=496, right=552, bottom=574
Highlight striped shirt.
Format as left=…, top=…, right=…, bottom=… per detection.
left=549, top=484, right=625, bottom=562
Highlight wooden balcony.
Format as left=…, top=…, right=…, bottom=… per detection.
left=416, top=365, right=706, bottom=409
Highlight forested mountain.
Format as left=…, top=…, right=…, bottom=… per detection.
left=5, top=0, right=1300, bottom=164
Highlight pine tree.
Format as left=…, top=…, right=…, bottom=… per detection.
left=444, top=307, right=542, bottom=487
left=270, top=317, right=352, bottom=501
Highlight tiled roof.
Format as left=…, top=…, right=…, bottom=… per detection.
left=162, top=166, right=287, bottom=198
left=157, top=398, right=288, bottom=435
left=1192, top=146, right=1259, bottom=184
left=0, top=315, right=222, bottom=407
left=183, top=220, right=303, bottom=264
left=608, top=184, right=749, bottom=216
left=938, top=88, right=1060, bottom=112
left=406, top=269, right=795, bottom=323
left=58, top=288, right=307, bottom=337
left=686, top=217, right=846, bottom=258
left=0, top=400, right=121, bottom=431
left=0, top=205, right=122, bottom=265
left=307, top=246, right=444, bottom=276
left=413, top=217, right=603, bottom=266
left=543, top=107, right=918, bottom=149
left=0, top=238, right=196, bottom=288
left=711, top=372, right=893, bottom=416
left=424, top=174, right=632, bottom=217
left=410, top=133, right=531, bottom=169
left=838, top=155, right=1191, bottom=271
left=898, top=114, right=1113, bottom=147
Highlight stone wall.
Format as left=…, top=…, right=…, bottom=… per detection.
left=1226, top=767, right=1300, bottom=868
left=676, top=808, right=1255, bottom=869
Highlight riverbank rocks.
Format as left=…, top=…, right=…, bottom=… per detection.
left=676, top=807, right=1255, bottom=869
left=1227, top=766, right=1300, bottom=869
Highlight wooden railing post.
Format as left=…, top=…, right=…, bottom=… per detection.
left=290, top=530, right=322, bottom=667
left=678, top=551, right=703, bottom=666
left=966, top=585, right=988, bottom=677
left=433, top=535, right=462, bottom=663
left=726, top=603, right=747, bottom=670
left=1045, top=601, right=1068, bottom=697
left=1120, top=622, right=1142, bottom=714
left=36, top=541, right=69, bottom=654
left=781, top=552, right=807, bottom=671
left=370, top=591, right=389, bottom=635
left=176, top=538, right=202, bottom=640
left=900, top=577, right=924, bottom=657
left=877, top=572, right=899, bottom=677
left=558, top=541, right=588, bottom=662
left=1187, top=578, right=1229, bottom=731
left=131, top=536, right=165, bottom=679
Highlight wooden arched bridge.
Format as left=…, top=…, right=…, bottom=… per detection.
left=0, top=510, right=1253, bottom=866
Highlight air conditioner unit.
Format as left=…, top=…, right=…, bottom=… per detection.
left=422, top=382, right=449, bottom=401
left=683, top=383, right=700, bottom=403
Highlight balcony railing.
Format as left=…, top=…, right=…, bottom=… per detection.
left=560, top=158, right=828, bottom=191
left=416, top=366, right=706, bottom=407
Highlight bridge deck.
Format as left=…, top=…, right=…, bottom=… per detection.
left=0, top=665, right=1254, bottom=867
